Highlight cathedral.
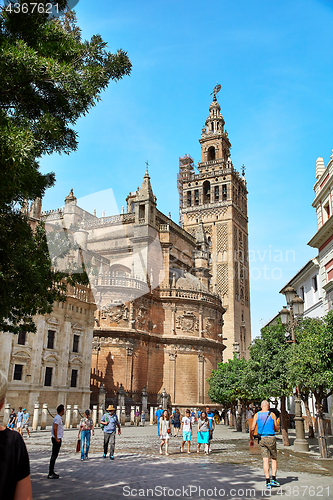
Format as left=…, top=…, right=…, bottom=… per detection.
left=0, top=92, right=250, bottom=413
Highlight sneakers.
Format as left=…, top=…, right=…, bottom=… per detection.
left=110, top=455, right=114, bottom=460
left=266, top=483, right=271, bottom=490
left=103, top=454, right=106, bottom=458
left=81, top=458, right=84, bottom=461
left=48, top=473, right=59, bottom=479
left=271, top=480, right=280, bottom=487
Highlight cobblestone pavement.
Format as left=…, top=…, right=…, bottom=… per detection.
left=25, top=424, right=333, bottom=500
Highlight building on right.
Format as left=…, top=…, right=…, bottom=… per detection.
left=307, top=154, right=333, bottom=313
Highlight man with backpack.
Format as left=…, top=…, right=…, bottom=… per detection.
left=100, top=405, right=121, bottom=460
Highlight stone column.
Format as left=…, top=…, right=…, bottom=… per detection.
left=161, top=389, right=168, bottom=410
left=150, top=406, right=154, bottom=425
left=116, top=406, right=121, bottom=422
left=168, top=353, right=177, bottom=404
left=32, top=403, right=39, bottom=431
left=3, top=403, right=10, bottom=426
left=98, top=405, right=104, bottom=424
left=121, top=405, right=126, bottom=426
left=125, top=347, right=133, bottom=392
left=72, top=405, right=79, bottom=428
left=98, top=383, right=106, bottom=415
left=117, top=384, right=126, bottom=407
left=92, top=405, right=98, bottom=426
left=65, top=405, right=71, bottom=429
left=41, top=404, right=48, bottom=430
left=198, top=352, right=205, bottom=404
left=141, top=386, right=148, bottom=414
left=130, top=406, right=135, bottom=425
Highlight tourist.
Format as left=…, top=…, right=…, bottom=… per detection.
left=155, top=405, right=163, bottom=437
left=250, top=400, right=280, bottom=490
left=246, top=405, right=254, bottom=431
left=22, top=408, right=30, bottom=438
left=0, top=371, right=32, bottom=499
left=190, top=408, right=196, bottom=425
left=135, top=409, right=140, bottom=426
left=197, top=411, right=210, bottom=454
left=48, top=404, right=65, bottom=479
left=141, top=410, right=146, bottom=426
left=7, top=408, right=16, bottom=429
left=16, top=406, right=24, bottom=434
left=180, top=409, right=192, bottom=453
left=100, top=404, right=121, bottom=460
left=159, top=409, right=171, bottom=455
left=172, top=408, right=181, bottom=437
left=78, top=409, right=94, bottom=460
left=206, top=405, right=215, bottom=453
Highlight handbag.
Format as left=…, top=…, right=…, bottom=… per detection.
left=76, top=438, right=80, bottom=453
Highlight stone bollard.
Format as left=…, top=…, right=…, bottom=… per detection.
left=72, top=405, right=79, bottom=428
left=92, top=405, right=98, bottom=426
left=32, top=403, right=39, bottom=431
left=41, top=404, right=48, bottom=430
left=130, top=406, right=135, bottom=425
left=3, top=403, right=10, bottom=426
left=150, top=406, right=154, bottom=425
left=116, top=405, right=121, bottom=422
left=65, top=405, right=71, bottom=429
left=121, top=405, right=126, bottom=426
left=98, top=406, right=104, bottom=424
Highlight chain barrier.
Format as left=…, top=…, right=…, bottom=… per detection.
left=46, top=407, right=55, bottom=418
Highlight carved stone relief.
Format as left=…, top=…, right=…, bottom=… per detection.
left=175, top=312, right=199, bottom=333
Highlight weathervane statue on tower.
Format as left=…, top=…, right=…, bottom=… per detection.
left=210, top=82, right=221, bottom=101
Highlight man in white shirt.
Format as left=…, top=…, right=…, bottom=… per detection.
left=48, top=404, right=64, bottom=479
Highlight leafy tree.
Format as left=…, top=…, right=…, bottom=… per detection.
left=288, top=312, right=333, bottom=458
left=208, top=356, right=252, bottom=432
left=0, top=1, right=131, bottom=332
left=247, top=321, right=293, bottom=446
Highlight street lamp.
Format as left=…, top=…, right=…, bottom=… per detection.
left=279, top=287, right=309, bottom=452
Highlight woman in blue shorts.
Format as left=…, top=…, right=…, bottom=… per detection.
left=197, top=411, right=210, bottom=454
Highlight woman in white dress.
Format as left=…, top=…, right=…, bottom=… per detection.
left=159, top=410, right=171, bottom=455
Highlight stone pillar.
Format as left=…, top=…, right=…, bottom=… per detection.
left=98, top=405, right=104, bottom=424
left=116, top=405, right=121, bottom=422
left=198, top=352, right=205, bottom=404
left=72, top=405, right=79, bottom=429
left=121, top=405, right=126, bottom=426
left=117, top=384, right=126, bottom=407
left=41, top=404, right=48, bottom=430
left=98, top=383, right=106, bottom=415
left=141, top=386, right=148, bottom=414
left=161, top=388, right=168, bottom=410
left=3, top=403, right=10, bottom=426
left=32, top=403, right=39, bottom=431
left=150, top=406, right=154, bottom=425
left=125, top=347, right=133, bottom=392
left=65, top=405, right=71, bottom=429
left=168, top=353, right=177, bottom=404
left=130, top=406, right=135, bottom=425
left=92, top=405, right=98, bottom=426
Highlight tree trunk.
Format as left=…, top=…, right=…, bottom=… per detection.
left=315, top=396, right=328, bottom=459
left=280, top=395, right=290, bottom=446
left=304, top=400, right=315, bottom=439
left=241, top=401, right=247, bottom=433
left=229, top=405, right=233, bottom=427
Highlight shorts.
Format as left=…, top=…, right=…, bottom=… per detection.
left=209, top=429, right=213, bottom=441
left=7, top=423, right=14, bottom=429
left=173, top=422, right=180, bottom=428
left=259, top=436, right=277, bottom=459
left=23, top=423, right=29, bottom=429
left=198, top=431, right=209, bottom=444
left=182, top=431, right=191, bottom=441
left=17, top=422, right=23, bottom=429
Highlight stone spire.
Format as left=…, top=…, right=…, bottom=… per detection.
left=138, top=168, right=155, bottom=203
left=195, top=221, right=208, bottom=251
left=65, top=188, right=77, bottom=205
left=316, top=157, right=325, bottom=180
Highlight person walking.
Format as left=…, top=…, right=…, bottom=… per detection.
left=197, top=411, right=210, bottom=454
left=135, top=409, right=140, bottom=426
left=206, top=406, right=215, bottom=453
left=159, top=409, right=171, bottom=455
left=16, top=407, right=24, bottom=434
left=78, top=409, right=94, bottom=460
left=22, top=409, right=30, bottom=438
left=155, top=405, right=163, bottom=437
left=141, top=410, right=146, bottom=426
left=0, top=371, right=32, bottom=500
left=100, top=404, right=121, bottom=460
left=48, top=404, right=65, bottom=479
left=7, top=408, right=16, bottom=429
left=172, top=408, right=181, bottom=437
left=180, top=409, right=192, bottom=454
left=250, top=400, right=280, bottom=490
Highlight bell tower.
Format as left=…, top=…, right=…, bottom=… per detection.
left=179, top=88, right=251, bottom=360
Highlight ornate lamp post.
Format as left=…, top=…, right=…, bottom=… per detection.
left=279, top=286, right=309, bottom=452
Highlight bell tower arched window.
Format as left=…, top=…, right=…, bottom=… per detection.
left=207, top=146, right=215, bottom=161
left=203, top=181, right=211, bottom=203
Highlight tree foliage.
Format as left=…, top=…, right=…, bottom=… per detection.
left=0, top=1, right=131, bottom=332
left=208, top=356, right=252, bottom=405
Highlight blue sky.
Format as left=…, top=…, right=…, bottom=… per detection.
left=39, top=0, right=333, bottom=338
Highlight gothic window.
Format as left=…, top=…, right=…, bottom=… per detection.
left=194, top=190, right=199, bottom=206
left=207, top=146, right=215, bottom=161
left=222, top=184, right=227, bottom=201
left=214, top=186, right=219, bottom=201
left=203, top=181, right=210, bottom=203
left=187, top=191, right=192, bottom=207
left=139, top=204, right=145, bottom=220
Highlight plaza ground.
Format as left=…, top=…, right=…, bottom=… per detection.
left=25, top=423, right=333, bottom=500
